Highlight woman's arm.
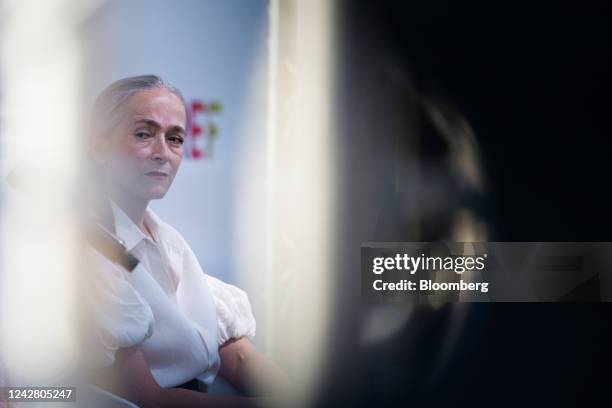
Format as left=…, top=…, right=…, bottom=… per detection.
left=218, top=337, right=290, bottom=397
left=90, top=346, right=258, bottom=408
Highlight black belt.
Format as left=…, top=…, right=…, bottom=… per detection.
left=174, top=379, right=208, bottom=393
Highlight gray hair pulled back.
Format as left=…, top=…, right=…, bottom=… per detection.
left=90, top=74, right=187, bottom=139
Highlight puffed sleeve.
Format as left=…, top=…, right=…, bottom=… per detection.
left=205, top=274, right=257, bottom=346
left=85, top=246, right=155, bottom=368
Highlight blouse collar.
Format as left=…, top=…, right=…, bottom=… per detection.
left=110, top=200, right=155, bottom=252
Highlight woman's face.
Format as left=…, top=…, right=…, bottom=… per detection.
left=100, top=88, right=186, bottom=201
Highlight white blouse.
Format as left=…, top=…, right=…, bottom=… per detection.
left=87, top=202, right=256, bottom=388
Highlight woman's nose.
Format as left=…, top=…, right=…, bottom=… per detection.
left=151, top=137, right=170, bottom=162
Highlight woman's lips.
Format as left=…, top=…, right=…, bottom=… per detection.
left=145, top=171, right=169, bottom=179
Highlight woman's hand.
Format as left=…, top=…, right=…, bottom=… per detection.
left=218, top=337, right=290, bottom=397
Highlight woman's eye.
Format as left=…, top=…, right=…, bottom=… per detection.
left=135, top=131, right=151, bottom=139
left=168, top=136, right=185, bottom=146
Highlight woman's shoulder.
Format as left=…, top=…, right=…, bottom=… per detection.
left=205, top=274, right=257, bottom=344
left=84, top=245, right=155, bottom=367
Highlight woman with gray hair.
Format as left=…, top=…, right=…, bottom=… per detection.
left=85, top=75, right=287, bottom=407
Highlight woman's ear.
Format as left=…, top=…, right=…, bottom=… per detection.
left=89, top=134, right=109, bottom=165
